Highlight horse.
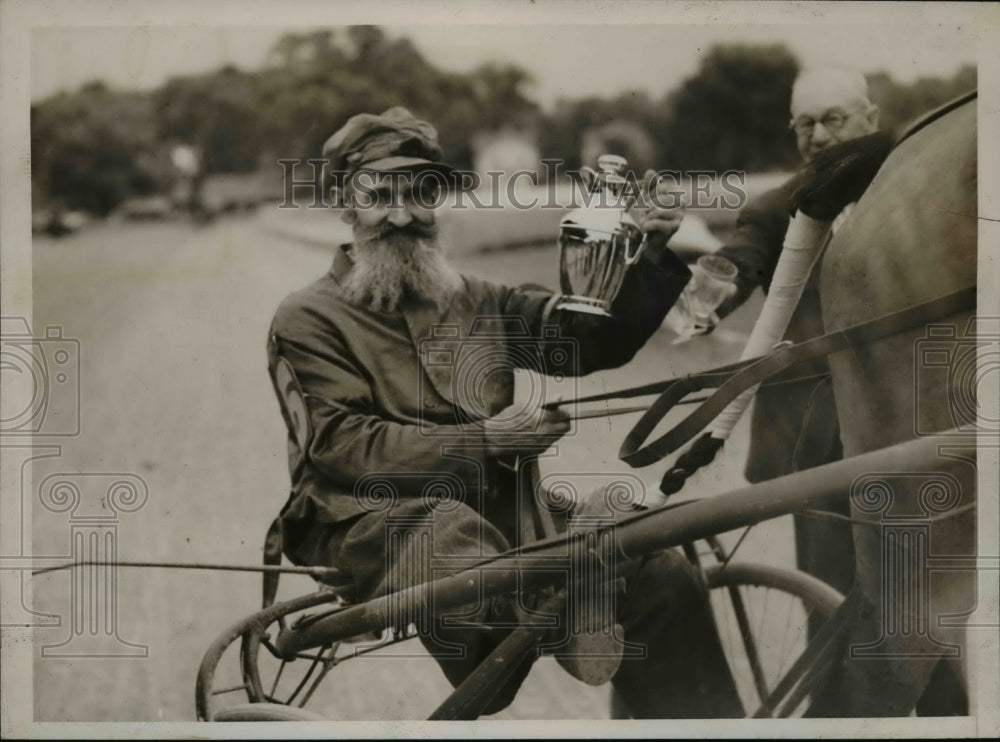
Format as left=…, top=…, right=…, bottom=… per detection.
left=811, top=91, right=979, bottom=716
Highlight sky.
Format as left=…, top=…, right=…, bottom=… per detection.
left=31, top=22, right=979, bottom=108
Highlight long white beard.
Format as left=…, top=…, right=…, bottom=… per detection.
left=338, top=226, right=463, bottom=314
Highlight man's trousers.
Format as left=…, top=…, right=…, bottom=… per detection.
left=289, top=497, right=745, bottom=718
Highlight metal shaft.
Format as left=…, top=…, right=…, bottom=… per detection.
left=274, top=432, right=973, bottom=658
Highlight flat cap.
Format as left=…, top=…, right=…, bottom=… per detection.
left=322, top=106, right=456, bottom=177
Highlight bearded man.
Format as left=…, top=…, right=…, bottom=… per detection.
left=265, top=107, right=744, bottom=718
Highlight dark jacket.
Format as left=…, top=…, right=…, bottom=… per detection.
left=268, top=241, right=691, bottom=558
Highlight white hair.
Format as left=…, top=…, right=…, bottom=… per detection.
left=791, top=67, right=872, bottom=110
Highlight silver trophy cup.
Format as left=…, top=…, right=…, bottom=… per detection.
left=558, top=155, right=647, bottom=316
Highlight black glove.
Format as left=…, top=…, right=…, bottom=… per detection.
left=790, top=130, right=896, bottom=220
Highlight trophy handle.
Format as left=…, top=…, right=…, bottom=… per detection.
left=622, top=234, right=647, bottom=265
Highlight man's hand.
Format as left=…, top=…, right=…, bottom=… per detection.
left=482, top=405, right=571, bottom=457
left=631, top=169, right=687, bottom=257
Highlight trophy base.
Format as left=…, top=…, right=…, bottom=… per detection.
left=556, top=297, right=612, bottom=316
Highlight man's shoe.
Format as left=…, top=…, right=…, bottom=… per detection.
left=550, top=623, right=625, bottom=686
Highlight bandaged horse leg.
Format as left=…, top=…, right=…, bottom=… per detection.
left=709, top=211, right=833, bottom=443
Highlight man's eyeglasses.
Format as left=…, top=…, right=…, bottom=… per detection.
left=789, top=107, right=865, bottom=136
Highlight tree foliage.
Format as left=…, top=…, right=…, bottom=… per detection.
left=541, top=90, right=669, bottom=172
left=29, top=29, right=977, bottom=216
left=31, top=82, right=170, bottom=215
left=155, top=66, right=263, bottom=174
left=658, top=44, right=802, bottom=172
left=866, top=64, right=977, bottom=133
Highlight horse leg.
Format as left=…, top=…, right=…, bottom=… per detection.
left=812, top=451, right=977, bottom=718
left=915, top=656, right=969, bottom=716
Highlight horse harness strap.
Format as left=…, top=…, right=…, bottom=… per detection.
left=894, top=89, right=977, bottom=150
left=616, top=285, right=976, bottom=467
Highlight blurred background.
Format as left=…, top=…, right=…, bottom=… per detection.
left=31, top=24, right=976, bottom=238
left=24, top=23, right=978, bottom=722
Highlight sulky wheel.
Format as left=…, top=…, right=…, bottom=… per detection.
left=704, top=561, right=845, bottom=717
left=197, top=590, right=342, bottom=721
left=211, top=702, right=329, bottom=721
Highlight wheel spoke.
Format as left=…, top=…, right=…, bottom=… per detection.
left=298, top=647, right=340, bottom=708
left=730, top=584, right=771, bottom=706
left=284, top=644, right=331, bottom=705
left=705, top=562, right=845, bottom=718
left=268, top=657, right=286, bottom=699
left=771, top=587, right=797, bottom=681
left=210, top=682, right=251, bottom=696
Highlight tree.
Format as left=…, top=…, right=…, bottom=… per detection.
left=658, top=44, right=801, bottom=172
left=540, top=90, right=666, bottom=172
left=867, top=64, right=977, bottom=133
left=154, top=66, right=263, bottom=174
left=253, top=27, right=539, bottom=171
left=30, top=28, right=976, bottom=216
left=31, top=82, right=169, bottom=215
